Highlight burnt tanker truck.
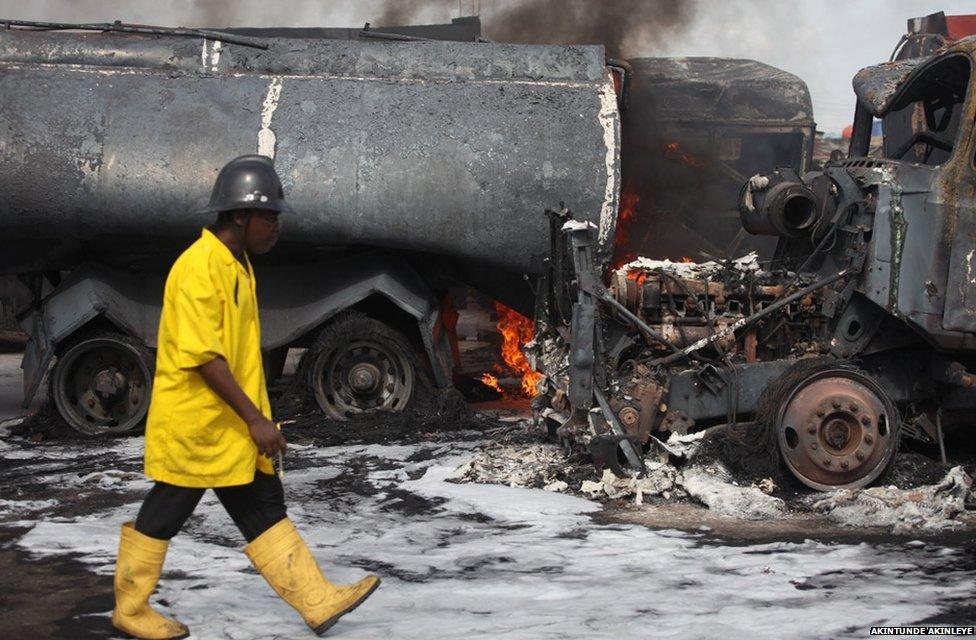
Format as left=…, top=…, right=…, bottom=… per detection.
left=0, top=21, right=622, bottom=433
left=533, top=34, right=976, bottom=491
left=0, top=18, right=816, bottom=437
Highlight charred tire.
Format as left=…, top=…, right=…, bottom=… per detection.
left=51, top=333, right=154, bottom=436
left=763, top=360, right=900, bottom=491
left=300, top=310, right=421, bottom=420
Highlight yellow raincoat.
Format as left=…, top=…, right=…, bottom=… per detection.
left=144, top=228, right=274, bottom=487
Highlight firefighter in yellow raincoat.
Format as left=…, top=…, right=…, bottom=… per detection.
left=111, top=155, right=380, bottom=640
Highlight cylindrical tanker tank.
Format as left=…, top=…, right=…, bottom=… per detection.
left=0, top=28, right=621, bottom=433
left=0, top=30, right=621, bottom=310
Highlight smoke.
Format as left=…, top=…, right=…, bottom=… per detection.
left=0, top=1, right=696, bottom=58
left=484, top=0, right=692, bottom=58
left=377, top=0, right=696, bottom=58
left=375, top=1, right=432, bottom=27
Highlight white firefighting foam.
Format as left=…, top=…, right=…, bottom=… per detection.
left=1, top=426, right=974, bottom=639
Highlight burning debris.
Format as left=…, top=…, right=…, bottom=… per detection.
left=479, top=372, right=503, bottom=395
left=479, top=302, right=543, bottom=398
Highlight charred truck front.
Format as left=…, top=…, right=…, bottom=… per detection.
left=533, top=36, right=976, bottom=491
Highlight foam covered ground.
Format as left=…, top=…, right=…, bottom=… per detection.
left=2, top=425, right=974, bottom=639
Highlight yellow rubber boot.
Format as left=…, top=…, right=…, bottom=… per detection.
left=245, top=518, right=380, bottom=636
left=111, top=522, right=190, bottom=640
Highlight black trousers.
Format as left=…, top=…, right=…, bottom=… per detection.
left=134, top=471, right=287, bottom=543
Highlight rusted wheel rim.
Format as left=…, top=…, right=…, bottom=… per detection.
left=312, top=339, right=415, bottom=420
left=52, top=337, right=152, bottom=435
left=776, top=369, right=898, bottom=491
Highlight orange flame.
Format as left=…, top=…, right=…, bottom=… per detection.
left=680, top=256, right=694, bottom=263
left=625, top=269, right=648, bottom=285
left=663, top=141, right=708, bottom=169
left=480, top=372, right=503, bottom=394
left=618, top=188, right=639, bottom=222
left=484, top=302, right=542, bottom=398
left=612, top=181, right=640, bottom=268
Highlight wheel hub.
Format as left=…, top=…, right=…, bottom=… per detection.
left=52, top=336, right=152, bottom=435
left=91, top=366, right=129, bottom=407
left=312, top=336, right=416, bottom=420
left=349, top=363, right=381, bottom=393
left=777, top=372, right=897, bottom=490
left=822, top=417, right=852, bottom=452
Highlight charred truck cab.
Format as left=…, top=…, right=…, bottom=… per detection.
left=534, top=36, right=976, bottom=491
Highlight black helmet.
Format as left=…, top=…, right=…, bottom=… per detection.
left=201, top=154, right=294, bottom=214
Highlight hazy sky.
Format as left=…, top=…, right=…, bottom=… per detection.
left=0, top=1, right=973, bottom=133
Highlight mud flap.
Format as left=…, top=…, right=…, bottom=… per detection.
left=20, top=310, right=53, bottom=408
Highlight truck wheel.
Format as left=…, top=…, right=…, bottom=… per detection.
left=51, top=333, right=154, bottom=435
left=301, top=311, right=418, bottom=420
left=766, top=361, right=899, bottom=491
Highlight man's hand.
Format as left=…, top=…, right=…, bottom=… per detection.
left=247, top=416, right=287, bottom=458
left=198, top=357, right=286, bottom=458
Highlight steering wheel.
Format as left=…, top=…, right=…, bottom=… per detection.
left=890, top=130, right=954, bottom=161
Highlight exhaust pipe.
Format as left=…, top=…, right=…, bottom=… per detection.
left=739, top=169, right=821, bottom=237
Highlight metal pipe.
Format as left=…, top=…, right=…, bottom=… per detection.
left=605, top=57, right=632, bottom=111
left=359, top=25, right=432, bottom=41
left=1, top=19, right=269, bottom=49
left=593, top=386, right=645, bottom=472
left=936, top=409, right=947, bottom=466
left=655, top=268, right=726, bottom=359
left=599, top=290, right=685, bottom=354
left=848, top=100, right=873, bottom=158
left=649, top=269, right=851, bottom=367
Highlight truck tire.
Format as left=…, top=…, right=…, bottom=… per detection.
left=50, top=332, right=154, bottom=436
left=300, top=311, right=421, bottom=420
left=759, top=358, right=900, bottom=491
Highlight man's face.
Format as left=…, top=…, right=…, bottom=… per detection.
left=238, top=209, right=280, bottom=254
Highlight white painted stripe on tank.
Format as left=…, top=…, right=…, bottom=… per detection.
left=257, top=77, right=283, bottom=159
left=597, top=75, right=621, bottom=246
left=210, top=40, right=222, bottom=73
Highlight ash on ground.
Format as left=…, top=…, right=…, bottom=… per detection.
left=448, top=425, right=594, bottom=493
left=449, top=420, right=976, bottom=534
